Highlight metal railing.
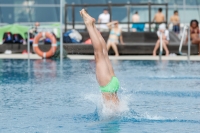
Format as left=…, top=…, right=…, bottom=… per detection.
left=178, top=25, right=191, bottom=59
left=64, top=3, right=168, bottom=32
left=179, top=25, right=188, bottom=55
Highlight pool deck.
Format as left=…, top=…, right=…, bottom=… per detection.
left=0, top=54, right=200, bottom=60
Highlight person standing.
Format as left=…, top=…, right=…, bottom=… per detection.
left=153, top=8, right=165, bottom=31
left=98, top=9, right=110, bottom=32
left=132, top=11, right=140, bottom=32
left=170, top=10, right=180, bottom=34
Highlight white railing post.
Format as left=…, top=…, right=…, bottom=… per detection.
left=159, top=32, right=163, bottom=56
left=27, top=27, right=31, bottom=59
left=187, top=26, right=191, bottom=60
left=27, top=27, right=31, bottom=79
left=179, top=25, right=187, bottom=55
left=60, top=0, right=63, bottom=62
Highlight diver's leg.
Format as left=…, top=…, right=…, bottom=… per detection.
left=80, top=9, right=112, bottom=86
left=107, top=42, right=112, bottom=53
left=93, top=25, right=115, bottom=76
left=102, top=92, right=119, bottom=104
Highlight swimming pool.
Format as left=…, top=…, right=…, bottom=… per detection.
left=0, top=59, right=200, bottom=132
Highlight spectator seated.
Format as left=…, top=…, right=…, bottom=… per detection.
left=13, top=34, right=23, bottom=44
left=3, top=32, right=13, bottom=43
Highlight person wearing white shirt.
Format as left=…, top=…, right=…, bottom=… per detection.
left=153, top=23, right=170, bottom=56
left=98, top=9, right=110, bottom=32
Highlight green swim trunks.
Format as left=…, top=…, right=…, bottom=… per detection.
left=100, top=76, right=119, bottom=93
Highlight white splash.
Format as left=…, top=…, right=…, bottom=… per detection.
left=143, top=112, right=165, bottom=120
left=84, top=92, right=131, bottom=120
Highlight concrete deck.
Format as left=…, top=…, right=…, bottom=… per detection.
left=0, top=54, right=200, bottom=61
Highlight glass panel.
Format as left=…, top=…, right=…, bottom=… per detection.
left=0, top=0, right=61, bottom=23
left=0, top=0, right=60, bottom=4
left=130, top=7, right=149, bottom=22
left=185, top=0, right=198, bottom=5
left=180, top=8, right=200, bottom=23
left=149, top=0, right=182, bottom=5
left=32, top=7, right=60, bottom=22
left=34, top=0, right=60, bottom=4
left=82, top=0, right=106, bottom=4
left=14, top=7, right=30, bottom=23
left=0, top=0, right=14, bottom=4
left=74, top=7, right=84, bottom=22
left=66, top=6, right=108, bottom=23
left=173, top=0, right=183, bottom=5
left=167, top=0, right=176, bottom=5
left=131, top=0, right=148, bottom=3
left=0, top=7, right=14, bottom=23
left=110, top=0, right=129, bottom=4
left=111, top=7, right=127, bottom=21
left=86, top=7, right=108, bottom=20
left=65, top=0, right=81, bottom=4
left=150, top=0, right=163, bottom=3
left=65, top=7, right=72, bottom=22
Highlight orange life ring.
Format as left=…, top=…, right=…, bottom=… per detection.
left=33, top=32, right=57, bottom=58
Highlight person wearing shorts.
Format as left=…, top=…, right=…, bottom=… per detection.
left=170, top=10, right=180, bottom=34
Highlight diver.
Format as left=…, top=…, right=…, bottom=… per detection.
left=80, top=9, right=120, bottom=105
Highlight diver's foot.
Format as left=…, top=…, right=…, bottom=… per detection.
left=80, top=9, right=95, bottom=26
left=153, top=52, right=156, bottom=56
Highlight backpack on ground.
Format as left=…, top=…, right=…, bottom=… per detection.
left=63, top=29, right=82, bottom=43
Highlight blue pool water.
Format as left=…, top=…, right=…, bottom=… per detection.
left=0, top=59, right=200, bottom=132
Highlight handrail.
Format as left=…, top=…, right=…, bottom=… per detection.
left=187, top=26, right=191, bottom=60
left=179, top=25, right=188, bottom=55
left=178, top=25, right=191, bottom=59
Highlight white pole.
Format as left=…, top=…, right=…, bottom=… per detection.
left=27, top=28, right=30, bottom=59
left=60, top=0, right=63, bottom=62
left=27, top=27, right=31, bottom=78
left=159, top=33, right=163, bottom=56
left=179, top=26, right=186, bottom=54
left=188, top=26, right=191, bottom=60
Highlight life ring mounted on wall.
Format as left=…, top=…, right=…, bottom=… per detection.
left=33, top=32, right=57, bottom=58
